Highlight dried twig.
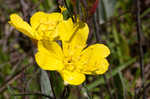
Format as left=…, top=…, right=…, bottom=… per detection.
left=13, top=92, right=53, bottom=99
left=0, top=65, right=31, bottom=93
left=93, top=12, right=101, bottom=43
left=135, top=0, right=146, bottom=99
left=20, top=0, right=29, bottom=20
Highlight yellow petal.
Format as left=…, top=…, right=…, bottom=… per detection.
left=38, top=40, right=63, bottom=60
left=35, top=41, right=64, bottom=70
left=30, top=12, right=63, bottom=30
left=47, top=12, right=63, bottom=22
left=70, top=22, right=89, bottom=48
left=81, top=44, right=110, bottom=58
left=56, top=18, right=74, bottom=41
left=35, top=52, right=64, bottom=70
left=79, top=44, right=110, bottom=74
left=95, top=58, right=109, bottom=74
left=9, top=14, right=34, bottom=38
left=30, top=12, right=47, bottom=30
left=62, top=22, right=89, bottom=56
left=81, top=58, right=109, bottom=74
left=59, top=70, right=85, bottom=85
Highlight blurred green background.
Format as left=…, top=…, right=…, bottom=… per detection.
left=0, top=0, right=150, bottom=99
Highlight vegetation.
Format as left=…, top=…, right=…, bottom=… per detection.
left=0, top=0, right=150, bottom=99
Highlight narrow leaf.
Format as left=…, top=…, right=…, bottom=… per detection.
left=40, top=69, right=54, bottom=99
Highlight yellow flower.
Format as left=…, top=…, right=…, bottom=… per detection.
left=9, top=12, right=63, bottom=41
left=59, top=6, right=67, bottom=13
left=35, top=21, right=110, bottom=85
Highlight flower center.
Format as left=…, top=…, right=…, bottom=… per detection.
left=63, top=57, right=75, bottom=71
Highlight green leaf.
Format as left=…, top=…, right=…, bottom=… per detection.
left=98, top=0, right=117, bottom=23
left=40, top=69, right=54, bottom=99
left=141, top=7, right=150, bottom=18
left=114, top=72, right=126, bottom=99
left=49, top=71, right=64, bottom=98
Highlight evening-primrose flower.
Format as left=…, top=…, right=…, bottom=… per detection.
left=9, top=12, right=63, bottom=41
left=59, top=6, right=67, bottom=13
left=35, top=21, right=110, bottom=85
